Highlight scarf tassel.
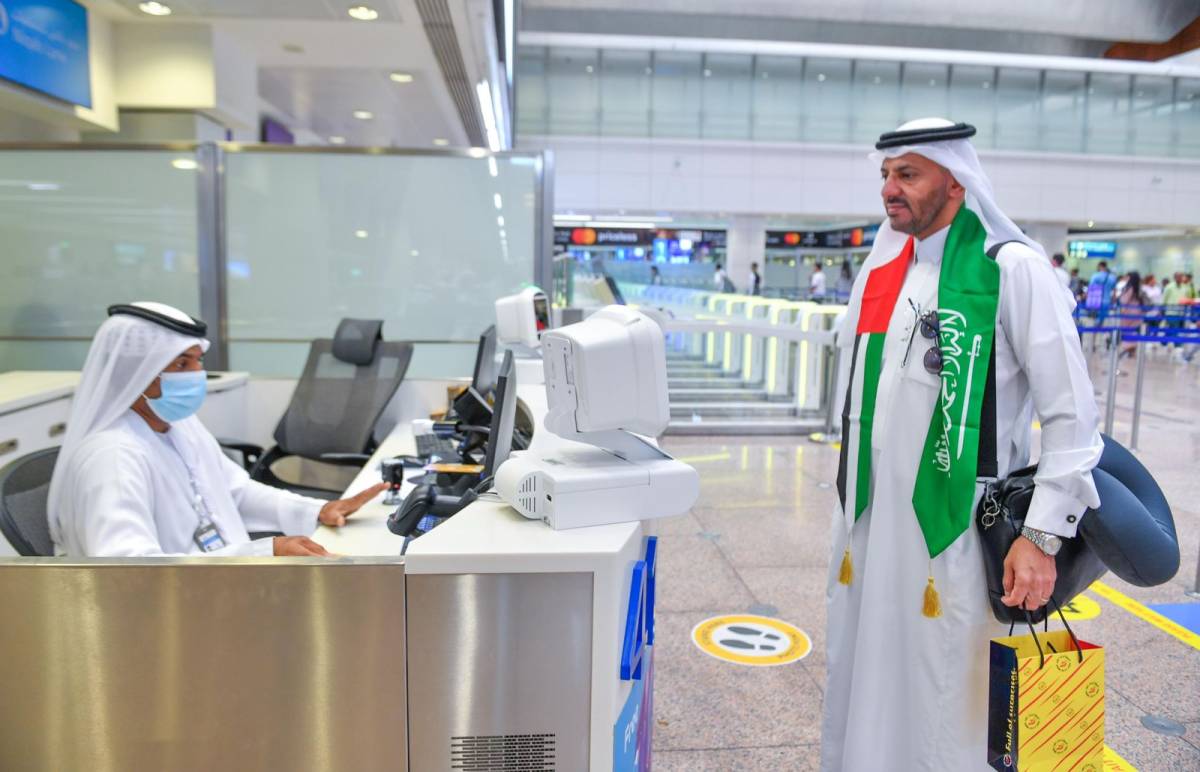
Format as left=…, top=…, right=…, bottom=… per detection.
left=838, top=548, right=854, bottom=586
left=922, top=575, right=943, bottom=619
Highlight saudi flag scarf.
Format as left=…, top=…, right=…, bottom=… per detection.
left=836, top=204, right=1000, bottom=561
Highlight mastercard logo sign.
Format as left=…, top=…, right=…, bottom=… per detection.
left=571, top=228, right=598, bottom=245
left=783, top=232, right=801, bottom=246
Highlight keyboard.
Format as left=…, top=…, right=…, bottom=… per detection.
left=415, top=432, right=460, bottom=461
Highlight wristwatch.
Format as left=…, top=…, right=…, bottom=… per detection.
left=1021, top=526, right=1063, bottom=557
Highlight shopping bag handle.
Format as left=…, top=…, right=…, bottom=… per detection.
left=1005, top=598, right=1084, bottom=670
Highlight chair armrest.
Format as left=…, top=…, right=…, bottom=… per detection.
left=318, top=452, right=372, bottom=467
left=218, top=439, right=265, bottom=472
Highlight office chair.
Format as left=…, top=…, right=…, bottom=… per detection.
left=222, top=318, right=414, bottom=500
left=0, top=447, right=59, bottom=557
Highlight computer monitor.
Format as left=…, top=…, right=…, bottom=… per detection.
left=472, top=325, right=498, bottom=395
left=482, top=349, right=517, bottom=479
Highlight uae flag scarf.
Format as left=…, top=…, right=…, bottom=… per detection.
left=836, top=204, right=1000, bottom=572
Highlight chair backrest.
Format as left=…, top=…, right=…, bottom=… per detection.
left=273, top=324, right=414, bottom=459
left=0, top=447, right=60, bottom=557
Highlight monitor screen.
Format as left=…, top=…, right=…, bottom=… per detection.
left=472, top=324, right=498, bottom=394
left=483, top=350, right=517, bottom=478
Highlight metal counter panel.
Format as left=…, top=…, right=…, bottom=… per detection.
left=0, top=559, right=407, bottom=772
left=406, top=572, right=593, bottom=772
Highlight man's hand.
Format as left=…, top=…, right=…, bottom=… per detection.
left=273, top=535, right=332, bottom=557
left=318, top=481, right=389, bottom=527
left=1001, top=536, right=1057, bottom=611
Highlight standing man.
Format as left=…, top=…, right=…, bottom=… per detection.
left=1086, top=261, right=1118, bottom=326
left=712, top=262, right=730, bottom=291
left=749, top=261, right=763, bottom=296
left=809, top=261, right=827, bottom=300
left=822, top=119, right=1102, bottom=771
left=1051, top=253, right=1071, bottom=289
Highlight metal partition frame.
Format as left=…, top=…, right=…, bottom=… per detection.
left=0, top=142, right=554, bottom=374
left=0, top=557, right=407, bottom=772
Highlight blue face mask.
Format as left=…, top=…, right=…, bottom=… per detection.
left=146, top=370, right=207, bottom=423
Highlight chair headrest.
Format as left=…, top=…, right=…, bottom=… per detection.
left=332, top=318, right=383, bottom=366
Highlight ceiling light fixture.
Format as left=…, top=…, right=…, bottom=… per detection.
left=1087, top=220, right=1095, bottom=228
left=497, top=215, right=505, bottom=227
left=355, top=229, right=369, bottom=238
left=138, top=1, right=172, bottom=15
left=352, top=109, right=374, bottom=120
left=468, top=147, right=488, bottom=158
left=433, top=138, right=449, bottom=146
left=494, top=193, right=503, bottom=209
left=329, top=136, right=346, bottom=145
left=171, top=158, right=199, bottom=171
left=389, top=72, right=414, bottom=83
left=476, top=80, right=502, bottom=152
left=347, top=5, right=379, bottom=21
left=487, top=156, right=498, bottom=177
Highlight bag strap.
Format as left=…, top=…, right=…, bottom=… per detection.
left=977, top=240, right=1019, bottom=478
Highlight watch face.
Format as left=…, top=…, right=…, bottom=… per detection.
left=1045, top=535, right=1062, bottom=556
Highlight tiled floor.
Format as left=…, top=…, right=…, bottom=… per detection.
left=650, top=347, right=1200, bottom=771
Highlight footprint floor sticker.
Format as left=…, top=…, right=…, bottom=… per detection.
left=691, top=614, right=811, bottom=666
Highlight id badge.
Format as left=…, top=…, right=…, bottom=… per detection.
left=193, top=518, right=226, bottom=552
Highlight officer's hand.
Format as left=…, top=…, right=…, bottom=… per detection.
left=1001, top=537, right=1057, bottom=611
left=318, top=481, right=389, bottom=527
left=273, top=535, right=331, bottom=557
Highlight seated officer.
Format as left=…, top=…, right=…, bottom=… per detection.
left=48, top=302, right=385, bottom=557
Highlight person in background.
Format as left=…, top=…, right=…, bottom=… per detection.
left=809, top=261, right=827, bottom=300
left=1069, top=267, right=1086, bottom=301
left=1085, top=261, right=1118, bottom=327
left=713, top=262, right=730, bottom=291
left=1114, top=272, right=1130, bottom=301
left=1117, top=271, right=1148, bottom=358
left=1051, top=253, right=1071, bottom=289
left=749, top=262, right=763, bottom=295
left=49, top=302, right=386, bottom=557
left=836, top=259, right=855, bottom=299
left=650, top=265, right=664, bottom=286
left=1143, top=274, right=1163, bottom=306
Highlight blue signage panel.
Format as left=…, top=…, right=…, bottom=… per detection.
left=0, top=0, right=91, bottom=107
left=1068, top=240, right=1117, bottom=259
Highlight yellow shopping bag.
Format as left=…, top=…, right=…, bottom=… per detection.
left=988, top=627, right=1105, bottom=772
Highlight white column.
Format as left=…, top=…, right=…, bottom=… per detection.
left=1020, top=222, right=1070, bottom=259
left=724, top=215, right=767, bottom=294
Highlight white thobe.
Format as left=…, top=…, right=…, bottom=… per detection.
left=820, top=226, right=1103, bottom=771
left=53, top=412, right=324, bottom=557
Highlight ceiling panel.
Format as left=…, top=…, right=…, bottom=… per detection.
left=117, top=0, right=406, bottom=21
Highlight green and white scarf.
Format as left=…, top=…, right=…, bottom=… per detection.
left=836, top=205, right=1000, bottom=559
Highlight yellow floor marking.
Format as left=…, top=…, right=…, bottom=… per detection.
left=1103, top=744, right=1138, bottom=771
left=1090, top=581, right=1200, bottom=652
left=676, top=452, right=731, bottom=465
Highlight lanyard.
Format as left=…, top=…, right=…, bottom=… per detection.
left=163, top=431, right=226, bottom=552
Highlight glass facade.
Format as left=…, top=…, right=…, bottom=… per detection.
left=517, top=46, right=1200, bottom=158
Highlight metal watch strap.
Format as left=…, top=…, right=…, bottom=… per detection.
left=1021, top=526, right=1053, bottom=554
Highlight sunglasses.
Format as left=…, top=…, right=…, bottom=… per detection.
left=905, top=300, right=943, bottom=375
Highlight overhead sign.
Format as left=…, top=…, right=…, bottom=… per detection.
left=0, top=0, right=91, bottom=107
left=555, top=227, right=727, bottom=250
left=691, top=614, right=811, bottom=666
left=1068, top=241, right=1117, bottom=259
left=767, top=225, right=877, bottom=250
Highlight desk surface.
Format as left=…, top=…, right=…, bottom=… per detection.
left=312, top=380, right=641, bottom=574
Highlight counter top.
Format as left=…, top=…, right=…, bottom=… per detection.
left=0, top=370, right=249, bottom=417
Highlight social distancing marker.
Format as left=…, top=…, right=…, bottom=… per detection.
left=1059, top=594, right=1102, bottom=622
left=1090, top=581, right=1200, bottom=652
left=1102, top=744, right=1138, bottom=771
left=691, top=614, right=810, bottom=666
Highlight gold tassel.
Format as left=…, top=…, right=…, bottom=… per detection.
left=922, top=576, right=942, bottom=619
left=838, top=548, right=854, bottom=586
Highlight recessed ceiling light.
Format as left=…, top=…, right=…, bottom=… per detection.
left=817, top=73, right=826, bottom=82
left=27, top=182, right=60, bottom=191
left=497, top=215, right=505, bottom=227
left=329, top=136, right=346, bottom=145
left=585, top=65, right=594, bottom=74
left=433, top=138, right=449, bottom=146
left=494, top=193, right=503, bottom=209
left=468, top=147, right=488, bottom=158
left=703, top=69, right=712, bottom=77
left=410, top=249, right=420, bottom=257
left=347, top=5, right=379, bottom=21
left=389, top=72, right=414, bottom=83
left=139, top=1, right=172, bottom=16
left=355, top=229, right=369, bottom=238
left=1087, top=220, right=1095, bottom=228
left=171, top=158, right=198, bottom=171
left=352, top=109, right=374, bottom=120
left=487, top=156, right=498, bottom=177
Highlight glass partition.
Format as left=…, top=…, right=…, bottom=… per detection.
left=518, top=45, right=1200, bottom=158
left=0, top=148, right=202, bottom=371
left=223, top=149, right=543, bottom=377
